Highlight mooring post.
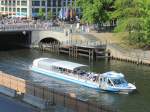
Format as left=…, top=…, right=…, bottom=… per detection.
left=69, top=47, right=71, bottom=56
left=74, top=46, right=75, bottom=58
left=89, top=49, right=91, bottom=61
left=49, top=43, right=51, bottom=52
left=72, top=47, right=74, bottom=57
left=91, top=49, right=94, bottom=60
left=52, top=43, right=54, bottom=52
left=53, top=42, right=55, bottom=53
left=76, top=46, right=78, bottom=58
left=70, top=46, right=72, bottom=57
left=50, top=43, right=52, bottom=52
left=57, top=43, right=60, bottom=55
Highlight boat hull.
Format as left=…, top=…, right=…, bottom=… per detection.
left=103, top=86, right=136, bottom=94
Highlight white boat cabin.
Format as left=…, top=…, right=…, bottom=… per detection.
left=33, top=58, right=99, bottom=82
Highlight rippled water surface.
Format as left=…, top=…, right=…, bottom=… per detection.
left=0, top=48, right=150, bottom=112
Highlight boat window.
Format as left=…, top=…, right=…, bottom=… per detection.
left=100, top=78, right=102, bottom=82
left=111, top=78, right=127, bottom=85
left=103, top=78, right=106, bottom=82
left=108, top=79, right=113, bottom=86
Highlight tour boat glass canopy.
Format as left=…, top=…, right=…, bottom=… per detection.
left=33, top=58, right=88, bottom=71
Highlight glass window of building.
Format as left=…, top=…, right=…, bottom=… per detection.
left=53, top=0, right=56, bottom=7
left=13, top=8, right=16, bottom=12
left=1, top=7, right=4, bottom=11
left=52, top=8, right=56, bottom=15
left=42, top=1, right=45, bottom=6
left=21, top=8, right=27, bottom=12
left=5, top=1, right=8, bottom=5
left=17, top=1, right=20, bottom=5
left=32, top=8, right=39, bottom=13
left=32, top=1, right=40, bottom=6
left=13, top=1, right=16, bottom=6
left=17, top=8, right=20, bottom=12
left=58, top=0, right=61, bottom=7
left=21, top=1, right=27, bottom=6
left=63, top=1, right=66, bottom=6
left=58, top=8, right=61, bottom=12
left=1, top=1, right=4, bottom=5
left=9, top=8, right=11, bottom=11
left=9, top=1, right=11, bottom=5
left=5, top=8, right=8, bottom=11
left=47, top=0, right=51, bottom=7
left=42, top=8, right=45, bottom=12
left=47, top=8, right=51, bottom=12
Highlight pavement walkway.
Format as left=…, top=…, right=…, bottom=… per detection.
left=0, top=94, right=39, bottom=112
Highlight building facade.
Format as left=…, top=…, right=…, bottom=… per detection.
left=0, top=0, right=78, bottom=18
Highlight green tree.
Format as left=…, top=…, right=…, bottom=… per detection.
left=38, top=8, right=45, bottom=20
left=113, top=0, right=150, bottom=47
left=77, top=0, right=113, bottom=24
left=47, top=10, right=52, bottom=20
left=144, top=0, right=150, bottom=46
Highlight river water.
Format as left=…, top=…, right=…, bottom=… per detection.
left=0, top=48, right=149, bottom=112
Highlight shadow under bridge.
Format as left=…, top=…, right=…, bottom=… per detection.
left=38, top=37, right=61, bottom=49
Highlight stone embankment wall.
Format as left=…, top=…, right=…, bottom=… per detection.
left=0, top=71, right=117, bottom=112
left=107, top=44, right=150, bottom=65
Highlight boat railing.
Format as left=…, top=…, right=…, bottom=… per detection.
left=70, top=72, right=99, bottom=84
left=55, top=69, right=99, bottom=84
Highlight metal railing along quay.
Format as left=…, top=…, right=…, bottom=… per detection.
left=0, top=71, right=118, bottom=112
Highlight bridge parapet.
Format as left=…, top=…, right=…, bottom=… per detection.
left=0, top=23, right=89, bottom=35
left=0, top=24, right=64, bottom=32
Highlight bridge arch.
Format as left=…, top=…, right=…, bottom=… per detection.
left=31, top=31, right=68, bottom=46
left=39, top=37, right=60, bottom=44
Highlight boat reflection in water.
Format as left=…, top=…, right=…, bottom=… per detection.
left=30, top=58, right=136, bottom=94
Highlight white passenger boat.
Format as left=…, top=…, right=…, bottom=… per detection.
left=30, top=58, right=136, bottom=93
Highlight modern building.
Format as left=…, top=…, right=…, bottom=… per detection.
left=0, top=0, right=30, bottom=17
left=0, top=0, right=79, bottom=18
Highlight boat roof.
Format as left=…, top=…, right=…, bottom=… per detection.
left=100, top=71, right=124, bottom=79
left=34, top=58, right=87, bottom=71
left=52, top=61, right=87, bottom=71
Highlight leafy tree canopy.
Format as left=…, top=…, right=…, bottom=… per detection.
left=47, top=10, right=52, bottom=20
left=113, top=0, right=150, bottom=47
left=77, top=0, right=113, bottom=24
left=38, top=8, right=45, bottom=20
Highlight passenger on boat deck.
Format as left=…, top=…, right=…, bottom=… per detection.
left=73, top=70, right=77, bottom=74
left=92, top=76, right=97, bottom=81
left=77, top=70, right=86, bottom=76
left=86, top=73, right=98, bottom=81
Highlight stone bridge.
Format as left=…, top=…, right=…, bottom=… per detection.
left=0, top=24, right=100, bottom=48
left=0, top=24, right=70, bottom=47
